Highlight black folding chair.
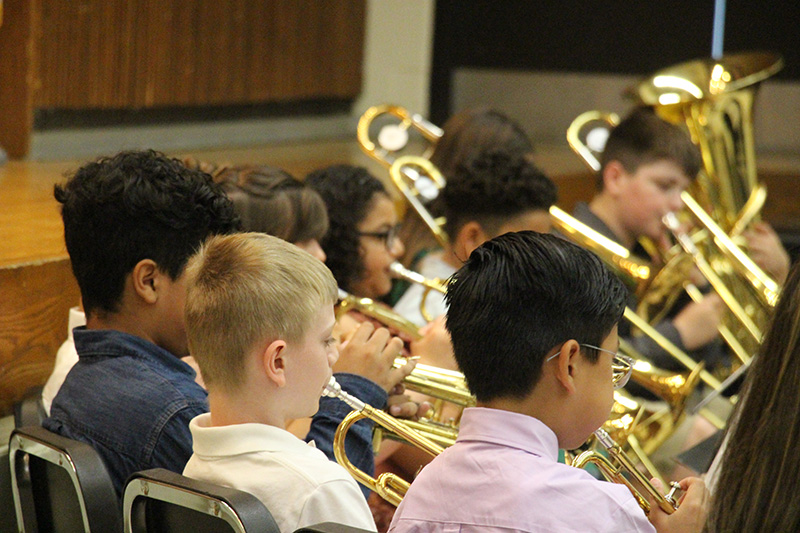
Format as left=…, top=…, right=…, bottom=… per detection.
left=9, top=425, right=121, bottom=532
left=124, top=469, right=376, bottom=533
left=123, top=469, right=280, bottom=533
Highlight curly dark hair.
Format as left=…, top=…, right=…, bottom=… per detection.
left=305, top=165, right=388, bottom=292
left=441, top=149, right=557, bottom=238
left=55, top=150, right=241, bottom=316
left=214, top=165, right=328, bottom=243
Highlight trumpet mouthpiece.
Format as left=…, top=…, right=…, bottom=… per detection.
left=321, top=376, right=367, bottom=412
left=322, top=376, right=341, bottom=398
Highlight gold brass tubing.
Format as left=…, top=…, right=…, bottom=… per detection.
left=337, top=288, right=423, bottom=340
left=684, top=284, right=752, bottom=365
left=681, top=192, right=779, bottom=307
left=327, top=379, right=445, bottom=506
left=566, top=111, right=620, bottom=172
left=571, top=428, right=677, bottom=515
left=623, top=307, right=722, bottom=390
left=665, top=211, right=765, bottom=342
left=389, top=156, right=450, bottom=248
left=550, top=206, right=652, bottom=296
left=729, top=184, right=767, bottom=238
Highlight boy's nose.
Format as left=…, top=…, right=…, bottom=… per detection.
left=391, top=236, right=405, bottom=258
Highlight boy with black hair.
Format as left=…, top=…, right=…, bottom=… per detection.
left=389, top=231, right=707, bottom=533
left=44, top=150, right=240, bottom=495
left=394, top=148, right=556, bottom=327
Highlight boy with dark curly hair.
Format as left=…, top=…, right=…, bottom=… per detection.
left=44, top=150, right=240, bottom=495
left=394, top=148, right=557, bottom=326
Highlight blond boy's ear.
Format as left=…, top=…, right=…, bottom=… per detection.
left=130, top=259, right=160, bottom=304
left=552, top=339, right=581, bottom=394
left=261, top=340, right=287, bottom=387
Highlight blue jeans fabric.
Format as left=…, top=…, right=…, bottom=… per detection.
left=44, top=328, right=384, bottom=499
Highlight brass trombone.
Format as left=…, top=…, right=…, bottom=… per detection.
left=323, top=376, right=444, bottom=506
left=358, top=105, right=449, bottom=247
left=389, top=261, right=449, bottom=323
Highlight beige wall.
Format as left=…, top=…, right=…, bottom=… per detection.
left=352, top=0, right=435, bottom=119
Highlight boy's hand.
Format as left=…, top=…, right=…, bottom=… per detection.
left=744, top=221, right=790, bottom=284
left=672, top=294, right=724, bottom=350
left=648, top=476, right=707, bottom=533
left=387, top=385, right=432, bottom=419
left=334, top=321, right=408, bottom=393
left=409, top=315, right=456, bottom=371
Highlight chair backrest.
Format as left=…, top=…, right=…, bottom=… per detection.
left=9, top=425, right=121, bottom=533
left=123, top=468, right=280, bottom=533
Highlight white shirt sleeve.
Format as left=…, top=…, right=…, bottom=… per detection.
left=296, top=479, right=377, bottom=532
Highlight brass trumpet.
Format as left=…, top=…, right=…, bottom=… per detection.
left=322, top=376, right=444, bottom=506
left=570, top=428, right=681, bottom=515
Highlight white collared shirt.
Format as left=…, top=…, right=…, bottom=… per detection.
left=184, top=413, right=376, bottom=533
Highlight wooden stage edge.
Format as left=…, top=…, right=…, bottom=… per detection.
left=1, top=138, right=799, bottom=416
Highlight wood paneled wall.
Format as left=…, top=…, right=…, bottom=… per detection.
left=0, top=259, right=80, bottom=416
left=0, top=0, right=366, bottom=158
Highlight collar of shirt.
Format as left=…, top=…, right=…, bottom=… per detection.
left=189, top=413, right=320, bottom=457
left=73, top=326, right=197, bottom=378
left=455, top=407, right=559, bottom=462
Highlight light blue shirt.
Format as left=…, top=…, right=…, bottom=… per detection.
left=389, top=407, right=655, bottom=533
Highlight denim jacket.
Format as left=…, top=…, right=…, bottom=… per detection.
left=44, top=328, right=209, bottom=496
left=44, top=328, right=386, bottom=499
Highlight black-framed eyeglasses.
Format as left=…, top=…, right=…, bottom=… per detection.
left=546, top=343, right=634, bottom=390
left=358, top=224, right=401, bottom=249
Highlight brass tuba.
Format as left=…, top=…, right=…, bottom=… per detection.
left=630, top=51, right=784, bottom=359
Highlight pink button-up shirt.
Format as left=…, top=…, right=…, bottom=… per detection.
left=389, top=407, right=654, bottom=533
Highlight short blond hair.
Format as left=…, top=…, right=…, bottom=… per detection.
left=184, top=232, right=338, bottom=391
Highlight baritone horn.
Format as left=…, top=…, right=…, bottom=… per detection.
left=323, top=377, right=444, bottom=506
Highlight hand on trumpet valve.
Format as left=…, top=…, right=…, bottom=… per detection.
left=387, top=385, right=432, bottom=420
left=409, top=315, right=456, bottom=371
left=334, top=321, right=409, bottom=393
left=647, top=476, right=708, bottom=531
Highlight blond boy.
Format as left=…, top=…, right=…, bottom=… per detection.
left=183, top=233, right=376, bottom=532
